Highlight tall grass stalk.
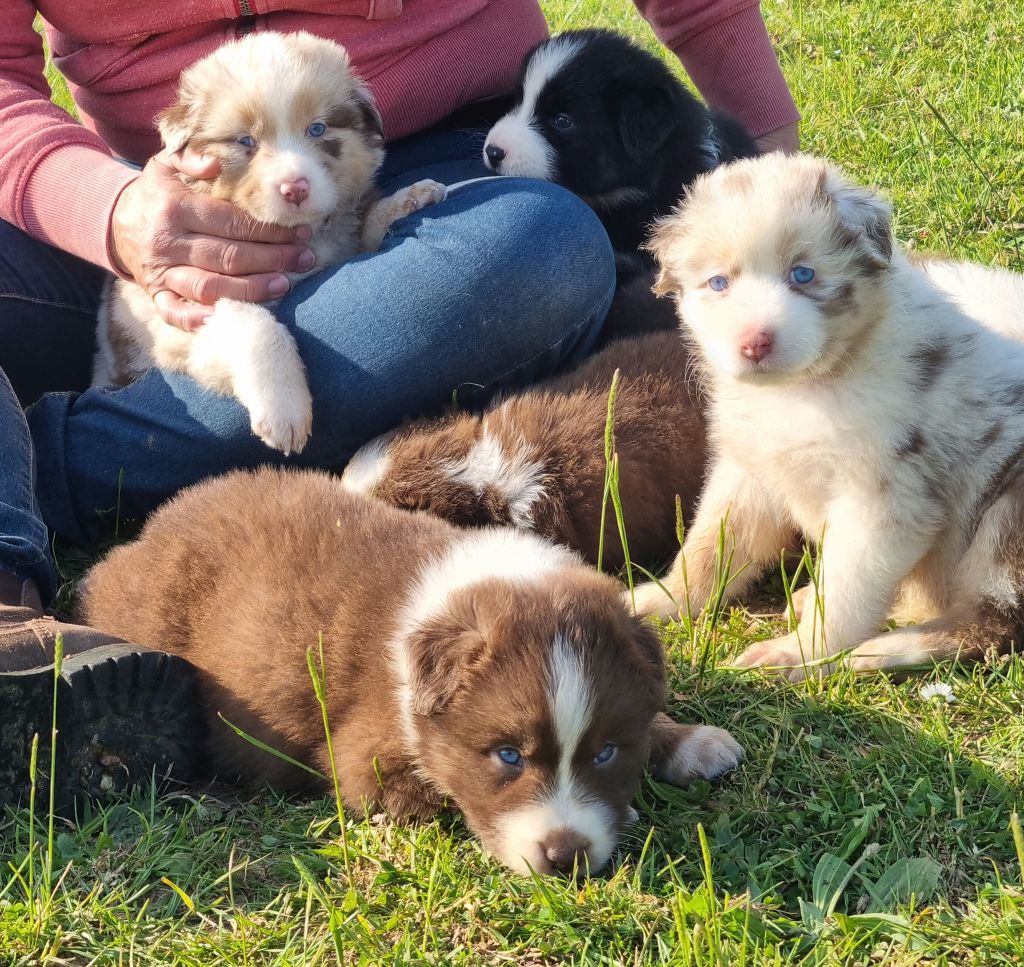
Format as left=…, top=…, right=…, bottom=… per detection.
left=306, top=634, right=354, bottom=888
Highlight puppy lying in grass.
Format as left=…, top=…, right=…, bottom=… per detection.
left=341, top=331, right=707, bottom=573
left=93, top=32, right=444, bottom=455
left=79, top=468, right=741, bottom=876
left=634, top=152, right=1024, bottom=679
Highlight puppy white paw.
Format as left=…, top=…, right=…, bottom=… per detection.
left=730, top=633, right=832, bottom=681
left=399, top=179, right=447, bottom=214
left=657, top=725, right=744, bottom=787
left=248, top=380, right=313, bottom=455
left=628, top=580, right=679, bottom=620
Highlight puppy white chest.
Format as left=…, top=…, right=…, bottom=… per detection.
left=714, top=381, right=893, bottom=532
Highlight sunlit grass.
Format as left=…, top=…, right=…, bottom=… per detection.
left=6, top=2, right=1024, bottom=963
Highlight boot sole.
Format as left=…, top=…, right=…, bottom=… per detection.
left=0, top=645, right=203, bottom=812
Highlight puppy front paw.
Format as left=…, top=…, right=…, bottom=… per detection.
left=653, top=723, right=744, bottom=787
left=628, top=580, right=680, bottom=620
left=362, top=180, right=447, bottom=252
left=248, top=380, right=313, bottom=455
left=398, top=178, right=447, bottom=214
left=730, top=633, right=831, bottom=681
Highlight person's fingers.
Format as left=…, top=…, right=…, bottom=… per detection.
left=180, top=234, right=315, bottom=276
left=162, top=265, right=292, bottom=306
left=166, top=146, right=223, bottom=180
left=175, top=192, right=305, bottom=245
left=152, top=289, right=214, bottom=332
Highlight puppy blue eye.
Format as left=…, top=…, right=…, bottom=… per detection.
left=237, top=135, right=256, bottom=148
left=790, top=265, right=815, bottom=284
left=708, top=275, right=729, bottom=292
left=594, top=743, right=616, bottom=764
left=551, top=113, right=574, bottom=130
left=306, top=122, right=326, bottom=138
left=496, top=747, right=524, bottom=767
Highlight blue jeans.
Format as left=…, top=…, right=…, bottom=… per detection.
left=0, top=128, right=615, bottom=595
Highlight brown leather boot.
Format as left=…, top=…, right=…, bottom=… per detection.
left=0, top=571, right=202, bottom=811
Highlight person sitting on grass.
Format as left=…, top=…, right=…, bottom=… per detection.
left=0, top=0, right=799, bottom=802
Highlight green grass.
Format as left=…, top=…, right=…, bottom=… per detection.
left=7, top=1, right=1024, bottom=963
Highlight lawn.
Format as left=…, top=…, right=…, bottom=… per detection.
left=6, top=1, right=1024, bottom=964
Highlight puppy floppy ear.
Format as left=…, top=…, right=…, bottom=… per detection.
left=644, top=214, right=684, bottom=297
left=352, top=82, right=384, bottom=145
left=156, top=100, right=198, bottom=155
left=402, top=605, right=488, bottom=716
left=628, top=617, right=667, bottom=707
left=821, top=165, right=893, bottom=267
left=615, top=87, right=677, bottom=165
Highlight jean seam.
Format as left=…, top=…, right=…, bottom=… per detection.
left=0, top=292, right=103, bottom=316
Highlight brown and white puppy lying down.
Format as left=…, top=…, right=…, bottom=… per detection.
left=633, top=152, right=1024, bottom=678
left=341, top=331, right=706, bottom=572
left=93, top=32, right=444, bottom=455
left=79, top=468, right=741, bottom=875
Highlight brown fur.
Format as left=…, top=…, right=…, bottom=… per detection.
left=78, top=468, right=739, bottom=873
left=343, top=331, right=706, bottom=572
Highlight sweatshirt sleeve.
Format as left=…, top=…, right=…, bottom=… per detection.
left=633, top=0, right=799, bottom=139
left=0, top=0, right=137, bottom=271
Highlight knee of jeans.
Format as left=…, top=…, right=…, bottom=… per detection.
left=466, top=178, right=616, bottom=328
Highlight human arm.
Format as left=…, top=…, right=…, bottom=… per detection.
left=0, top=2, right=313, bottom=330
left=632, top=0, right=800, bottom=151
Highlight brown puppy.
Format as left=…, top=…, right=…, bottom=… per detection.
left=341, top=331, right=706, bottom=572
left=79, top=468, right=741, bottom=876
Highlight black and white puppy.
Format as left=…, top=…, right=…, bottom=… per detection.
left=483, top=29, right=758, bottom=273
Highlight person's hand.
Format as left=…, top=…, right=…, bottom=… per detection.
left=109, top=149, right=315, bottom=331
left=755, top=121, right=800, bottom=155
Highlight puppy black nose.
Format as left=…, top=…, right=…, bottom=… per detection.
left=485, top=143, right=506, bottom=168
left=541, top=830, right=591, bottom=874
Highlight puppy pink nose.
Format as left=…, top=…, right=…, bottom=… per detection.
left=279, top=178, right=309, bottom=206
left=739, top=328, right=774, bottom=362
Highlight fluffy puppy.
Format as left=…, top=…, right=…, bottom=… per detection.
left=341, top=331, right=706, bottom=572
left=79, top=468, right=742, bottom=876
left=482, top=29, right=758, bottom=273
left=93, top=32, right=444, bottom=454
left=633, top=152, right=1024, bottom=678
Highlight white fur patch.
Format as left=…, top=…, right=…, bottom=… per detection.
left=549, top=633, right=593, bottom=774
left=390, top=531, right=582, bottom=753
left=404, top=529, right=579, bottom=626
left=660, top=725, right=744, bottom=785
left=341, top=431, right=396, bottom=496
left=189, top=300, right=312, bottom=455
left=495, top=777, right=614, bottom=875
left=482, top=35, right=584, bottom=180
left=494, top=635, right=615, bottom=874
left=520, top=36, right=585, bottom=116
left=484, top=114, right=555, bottom=180
left=444, top=425, right=546, bottom=527
left=922, top=259, right=1024, bottom=339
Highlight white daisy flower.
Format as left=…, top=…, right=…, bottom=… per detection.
left=920, top=682, right=955, bottom=703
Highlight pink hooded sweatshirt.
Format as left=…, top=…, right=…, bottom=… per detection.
left=0, top=0, right=798, bottom=273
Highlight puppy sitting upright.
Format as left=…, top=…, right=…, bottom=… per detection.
left=93, top=32, right=443, bottom=454
left=80, top=468, right=741, bottom=876
left=483, top=29, right=757, bottom=274
left=341, top=331, right=707, bottom=572
left=634, top=153, right=1024, bottom=678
